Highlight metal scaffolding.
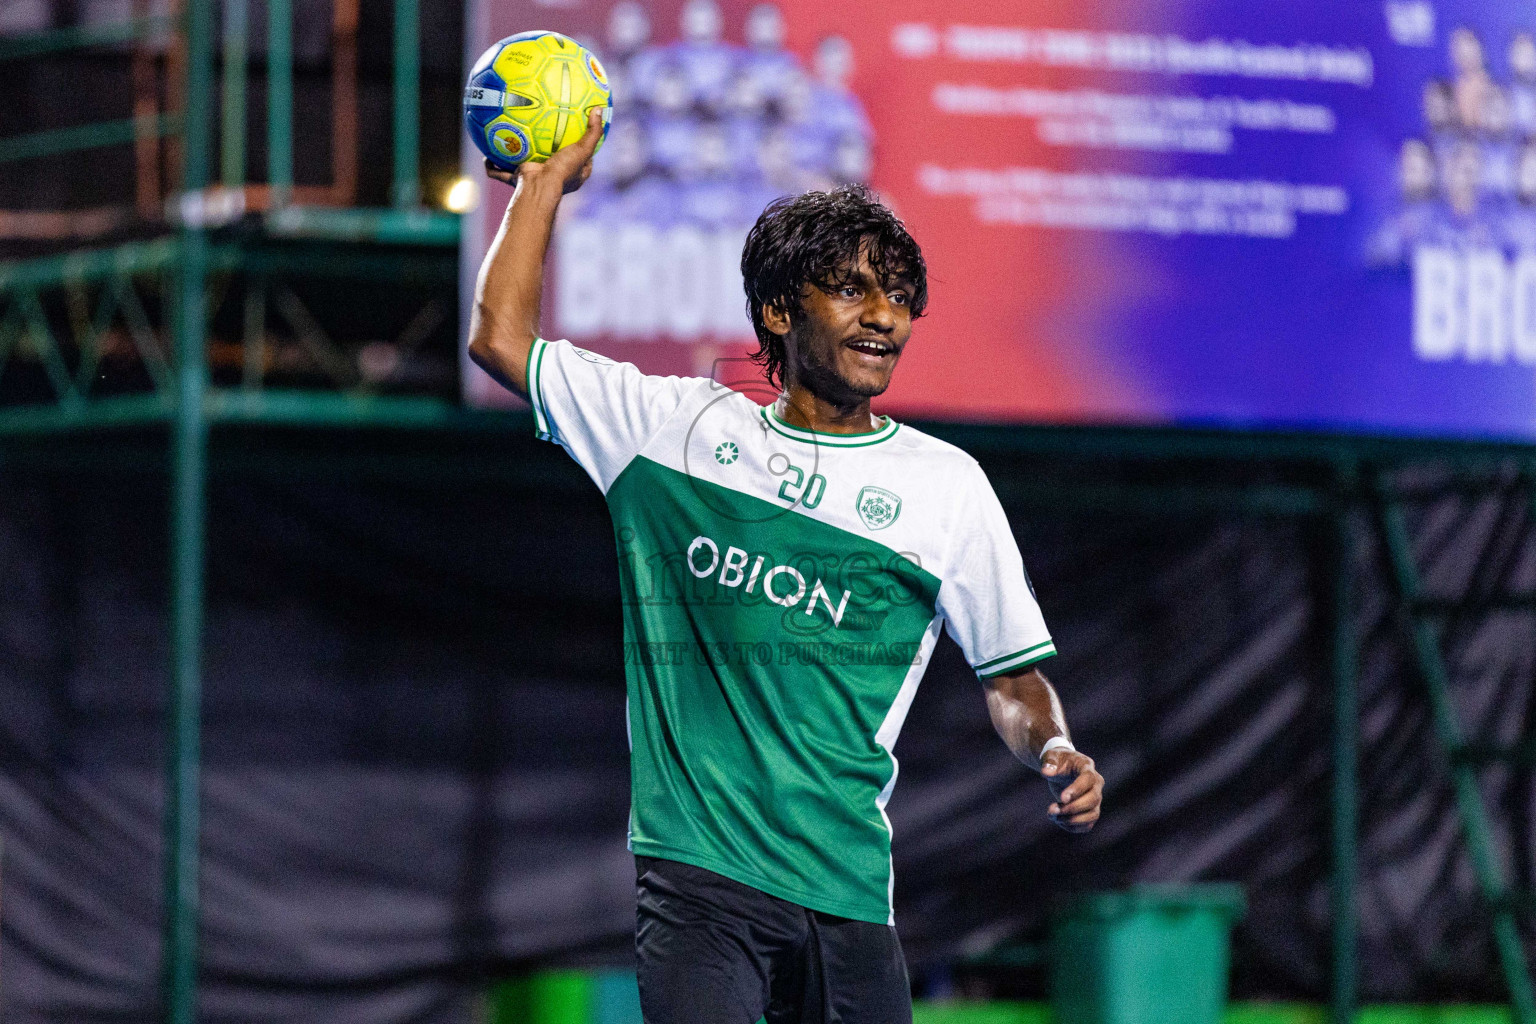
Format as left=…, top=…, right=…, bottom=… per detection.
left=0, top=5, right=1533, bottom=1022
left=0, top=3, right=458, bottom=1020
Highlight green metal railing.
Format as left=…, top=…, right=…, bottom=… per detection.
left=0, top=13, right=174, bottom=62
left=161, top=5, right=216, bottom=1024
left=1371, top=472, right=1536, bottom=1024
left=0, top=114, right=180, bottom=166
left=0, top=8, right=181, bottom=169
left=0, top=3, right=447, bottom=1021
left=1330, top=466, right=1359, bottom=1024
left=267, top=0, right=293, bottom=201
left=392, top=0, right=421, bottom=207
left=221, top=0, right=249, bottom=187
left=0, top=0, right=425, bottom=213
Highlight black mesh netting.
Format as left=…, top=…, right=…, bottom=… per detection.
left=1, top=443, right=1532, bottom=1022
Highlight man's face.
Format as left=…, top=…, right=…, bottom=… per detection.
left=773, top=249, right=915, bottom=403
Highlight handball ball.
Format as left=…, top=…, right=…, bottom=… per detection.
left=464, top=31, right=613, bottom=171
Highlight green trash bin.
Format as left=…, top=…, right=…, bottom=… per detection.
left=486, top=969, right=641, bottom=1024
left=1050, top=883, right=1245, bottom=1024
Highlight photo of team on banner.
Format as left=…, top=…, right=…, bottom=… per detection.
left=1375, top=26, right=1536, bottom=263
left=553, top=0, right=875, bottom=343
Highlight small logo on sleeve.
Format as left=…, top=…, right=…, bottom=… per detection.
left=856, top=486, right=901, bottom=530
left=573, top=346, right=614, bottom=365
left=713, top=441, right=740, bottom=465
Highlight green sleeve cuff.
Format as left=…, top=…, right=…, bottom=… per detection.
left=975, top=640, right=1057, bottom=678
left=525, top=337, right=553, bottom=441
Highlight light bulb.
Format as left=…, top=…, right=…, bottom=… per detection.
left=443, top=176, right=480, bottom=214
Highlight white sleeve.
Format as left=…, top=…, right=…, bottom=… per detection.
left=936, top=463, right=1056, bottom=678
left=525, top=337, right=697, bottom=493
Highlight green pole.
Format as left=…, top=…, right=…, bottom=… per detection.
left=1329, top=475, right=1358, bottom=1024
left=0, top=14, right=176, bottom=62
left=392, top=0, right=420, bottom=208
left=220, top=0, right=248, bottom=187
left=267, top=0, right=293, bottom=204
left=164, top=0, right=214, bottom=1020
left=0, top=115, right=179, bottom=165
left=1374, top=482, right=1536, bottom=1023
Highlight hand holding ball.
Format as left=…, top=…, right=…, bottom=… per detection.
left=479, top=109, right=604, bottom=197
left=464, top=31, right=612, bottom=171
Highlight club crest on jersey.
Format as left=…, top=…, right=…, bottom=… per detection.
left=856, top=486, right=901, bottom=530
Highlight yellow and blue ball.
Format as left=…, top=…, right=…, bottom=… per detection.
left=464, top=31, right=612, bottom=170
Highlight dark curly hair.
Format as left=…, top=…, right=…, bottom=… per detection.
left=740, top=185, right=928, bottom=389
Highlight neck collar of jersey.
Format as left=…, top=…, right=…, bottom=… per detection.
left=761, top=405, right=900, bottom=447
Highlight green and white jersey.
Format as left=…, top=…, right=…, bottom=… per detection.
left=527, top=338, right=1055, bottom=925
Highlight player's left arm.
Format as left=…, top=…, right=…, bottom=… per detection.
left=984, top=666, right=1103, bottom=833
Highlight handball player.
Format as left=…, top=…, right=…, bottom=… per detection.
left=468, top=110, right=1104, bottom=1024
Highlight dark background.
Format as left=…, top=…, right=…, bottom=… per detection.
left=2, top=430, right=1532, bottom=1022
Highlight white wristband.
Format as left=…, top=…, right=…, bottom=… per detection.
left=1040, top=736, right=1075, bottom=760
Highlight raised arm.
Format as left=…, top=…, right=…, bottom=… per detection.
left=467, top=109, right=605, bottom=398
left=984, top=666, right=1103, bottom=833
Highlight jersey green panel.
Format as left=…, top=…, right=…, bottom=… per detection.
left=608, top=455, right=942, bottom=923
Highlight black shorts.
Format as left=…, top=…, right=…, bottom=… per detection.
left=634, top=855, right=912, bottom=1024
